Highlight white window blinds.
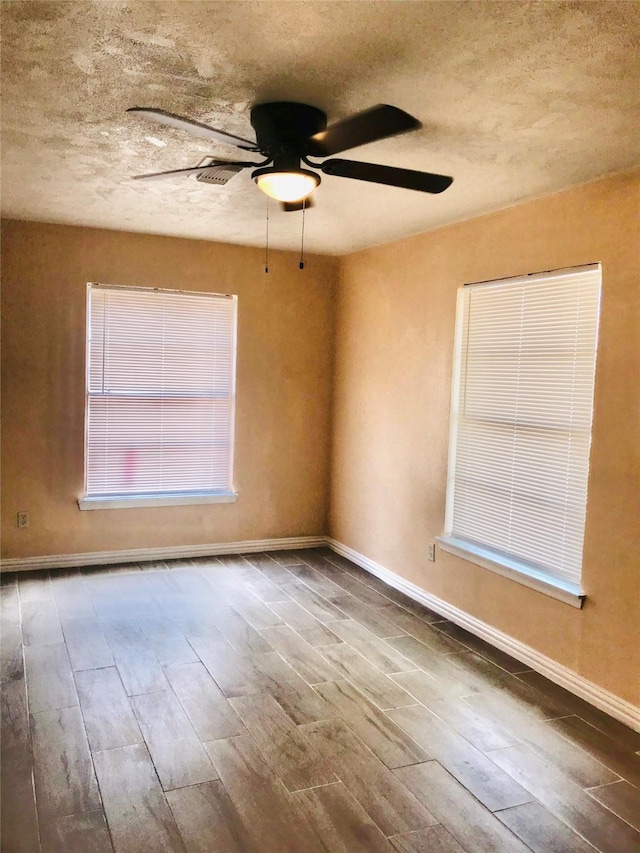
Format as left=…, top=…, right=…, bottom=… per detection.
left=444, top=264, right=601, bottom=586
left=85, top=284, right=237, bottom=498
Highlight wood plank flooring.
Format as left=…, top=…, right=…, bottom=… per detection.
left=1, top=549, right=639, bottom=853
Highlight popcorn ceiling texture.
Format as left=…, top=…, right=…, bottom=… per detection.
left=1, top=0, right=639, bottom=254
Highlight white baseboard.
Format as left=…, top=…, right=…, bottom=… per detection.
left=4, top=532, right=638, bottom=733
left=326, top=538, right=640, bottom=734
left=0, top=536, right=325, bottom=573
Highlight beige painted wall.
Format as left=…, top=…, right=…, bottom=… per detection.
left=330, top=171, right=640, bottom=706
left=1, top=220, right=338, bottom=558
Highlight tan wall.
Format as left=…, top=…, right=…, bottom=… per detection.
left=1, top=220, right=338, bottom=558
left=330, top=171, right=640, bottom=706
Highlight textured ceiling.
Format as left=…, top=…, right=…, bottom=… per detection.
left=1, top=1, right=639, bottom=254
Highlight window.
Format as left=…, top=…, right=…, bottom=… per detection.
left=439, top=264, right=601, bottom=606
left=79, top=283, right=237, bottom=509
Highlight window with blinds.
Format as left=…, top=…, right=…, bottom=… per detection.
left=83, top=283, right=237, bottom=503
left=441, top=264, right=601, bottom=595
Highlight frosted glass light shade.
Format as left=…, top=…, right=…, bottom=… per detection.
left=253, top=168, right=320, bottom=203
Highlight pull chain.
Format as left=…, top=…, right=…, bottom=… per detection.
left=265, top=197, right=270, bottom=274
left=299, top=199, right=306, bottom=270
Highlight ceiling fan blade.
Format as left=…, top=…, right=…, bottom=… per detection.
left=132, top=162, right=247, bottom=183
left=321, top=158, right=453, bottom=194
left=307, top=104, right=421, bottom=157
left=280, top=198, right=315, bottom=212
left=127, top=107, right=256, bottom=150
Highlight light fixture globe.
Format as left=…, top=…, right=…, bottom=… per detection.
left=252, top=167, right=320, bottom=203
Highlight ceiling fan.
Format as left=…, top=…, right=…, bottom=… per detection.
left=128, top=102, right=453, bottom=211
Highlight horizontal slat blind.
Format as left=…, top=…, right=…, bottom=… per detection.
left=446, top=265, right=601, bottom=585
left=85, top=284, right=237, bottom=497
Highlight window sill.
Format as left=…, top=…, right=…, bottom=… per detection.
left=78, top=492, right=238, bottom=511
left=436, top=536, right=585, bottom=609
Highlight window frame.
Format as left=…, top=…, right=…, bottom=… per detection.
left=438, top=264, right=602, bottom=608
left=78, top=282, right=238, bottom=511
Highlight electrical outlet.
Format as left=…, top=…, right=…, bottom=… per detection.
left=428, top=542, right=436, bottom=562
left=17, top=511, right=29, bottom=529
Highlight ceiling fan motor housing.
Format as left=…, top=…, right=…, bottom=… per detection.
left=250, top=102, right=327, bottom=159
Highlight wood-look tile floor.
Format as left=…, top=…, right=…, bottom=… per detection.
left=2, top=548, right=639, bottom=853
